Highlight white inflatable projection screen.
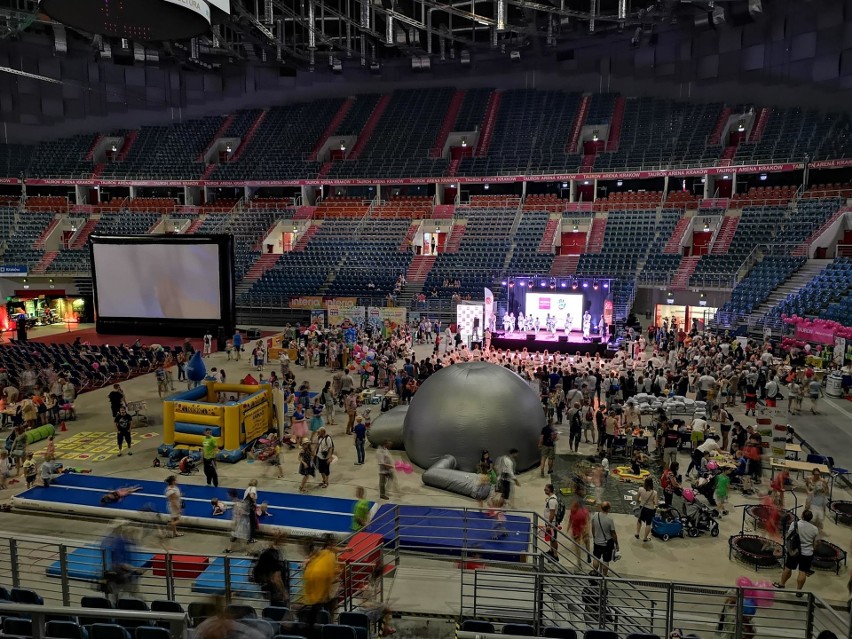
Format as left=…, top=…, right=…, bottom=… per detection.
left=92, top=242, right=222, bottom=320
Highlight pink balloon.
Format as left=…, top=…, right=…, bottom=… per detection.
left=751, top=581, right=777, bottom=608
left=92, top=362, right=99, bottom=369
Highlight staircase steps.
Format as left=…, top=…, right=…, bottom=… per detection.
left=348, top=95, right=391, bottom=160
left=710, top=216, right=740, bottom=254
left=708, top=107, right=732, bottom=145
left=671, top=255, right=701, bottom=290
left=550, top=254, right=580, bottom=276
left=240, top=253, right=280, bottom=288
left=750, top=107, right=771, bottom=142
left=605, top=96, right=626, bottom=152
left=309, top=98, right=355, bottom=161
left=197, top=114, right=236, bottom=162
left=752, top=260, right=833, bottom=314
left=32, top=251, right=59, bottom=274
left=586, top=218, right=607, bottom=254
left=84, top=134, right=104, bottom=162
left=33, top=217, right=61, bottom=249
left=447, top=158, right=461, bottom=177
left=538, top=218, right=560, bottom=253
left=399, top=222, right=420, bottom=252
left=70, top=219, right=100, bottom=249
left=293, top=224, right=318, bottom=251
left=663, top=217, right=691, bottom=254
left=230, top=110, right=268, bottom=162
left=444, top=224, right=466, bottom=253
left=475, top=91, right=502, bottom=157
left=792, top=206, right=851, bottom=257
left=185, top=216, right=207, bottom=234
left=566, top=94, right=591, bottom=153
left=115, top=131, right=139, bottom=162
left=430, top=90, right=465, bottom=158
left=406, top=255, right=436, bottom=283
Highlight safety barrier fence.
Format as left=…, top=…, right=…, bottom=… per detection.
left=462, top=569, right=850, bottom=638
left=1, top=502, right=850, bottom=639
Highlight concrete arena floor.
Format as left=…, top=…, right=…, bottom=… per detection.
left=1, top=325, right=850, bottom=607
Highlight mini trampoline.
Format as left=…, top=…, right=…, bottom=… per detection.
left=728, top=534, right=783, bottom=570
left=812, top=540, right=848, bottom=575
left=743, top=505, right=797, bottom=534
left=828, top=501, right=852, bottom=526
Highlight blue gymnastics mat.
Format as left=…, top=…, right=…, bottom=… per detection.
left=192, top=559, right=303, bottom=598
left=15, top=474, right=364, bottom=536
left=367, top=505, right=532, bottom=562
left=45, top=546, right=154, bottom=582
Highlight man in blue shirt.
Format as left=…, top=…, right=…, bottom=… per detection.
left=101, top=522, right=140, bottom=603
left=233, top=330, right=243, bottom=361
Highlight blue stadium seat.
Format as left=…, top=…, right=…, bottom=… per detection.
left=134, top=627, right=170, bottom=639
left=542, top=628, right=578, bottom=639
left=88, top=624, right=132, bottom=639
left=10, top=588, right=43, bottom=605
left=502, top=623, right=535, bottom=636
left=461, top=620, right=495, bottom=633
left=46, top=620, right=89, bottom=639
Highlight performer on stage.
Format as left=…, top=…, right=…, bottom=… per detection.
left=534, top=316, right=540, bottom=333
left=502, top=311, right=511, bottom=332
left=582, top=311, right=592, bottom=339
left=526, top=315, right=535, bottom=332
left=472, top=316, right=481, bottom=342
left=517, top=312, right=525, bottom=332
left=489, top=312, right=497, bottom=334
left=546, top=313, right=556, bottom=335
left=509, top=312, right=516, bottom=332
left=598, top=316, right=607, bottom=341
left=565, top=313, right=573, bottom=333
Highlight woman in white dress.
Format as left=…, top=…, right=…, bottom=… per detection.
left=582, top=312, right=592, bottom=339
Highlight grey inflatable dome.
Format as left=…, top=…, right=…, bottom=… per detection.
left=367, top=405, right=407, bottom=449
left=403, top=361, right=545, bottom=472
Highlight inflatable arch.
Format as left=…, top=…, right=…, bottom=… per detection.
left=158, top=380, right=273, bottom=462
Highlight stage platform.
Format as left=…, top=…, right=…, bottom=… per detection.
left=12, top=473, right=369, bottom=538
left=491, top=330, right=613, bottom=356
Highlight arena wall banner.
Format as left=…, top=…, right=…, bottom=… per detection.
left=794, top=323, right=835, bottom=345
left=289, top=296, right=358, bottom=310
left=327, top=305, right=366, bottom=328
left=23, top=160, right=818, bottom=190
left=367, top=307, right=407, bottom=337
left=290, top=296, right=324, bottom=309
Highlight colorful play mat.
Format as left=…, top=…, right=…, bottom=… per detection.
left=35, top=430, right=159, bottom=463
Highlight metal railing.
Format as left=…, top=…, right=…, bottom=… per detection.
left=462, top=571, right=850, bottom=638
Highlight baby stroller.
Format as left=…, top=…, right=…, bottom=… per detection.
left=651, top=506, right=686, bottom=541
left=251, top=433, right=282, bottom=462
left=681, top=489, right=720, bottom=538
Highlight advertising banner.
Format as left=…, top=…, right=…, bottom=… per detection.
left=327, top=305, right=366, bottom=328
left=795, top=324, right=835, bottom=346
left=310, top=309, right=326, bottom=327
left=367, top=307, right=407, bottom=338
